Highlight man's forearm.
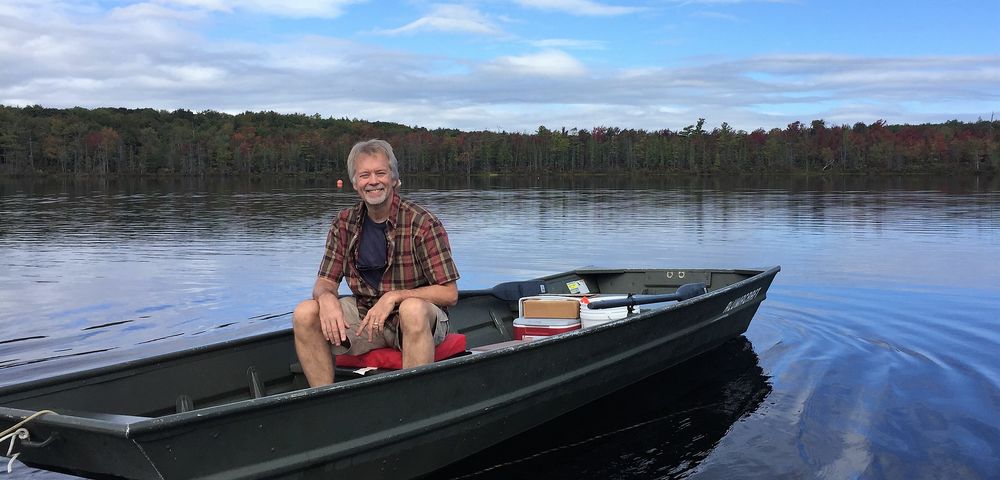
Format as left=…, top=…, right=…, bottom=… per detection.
left=312, top=278, right=340, bottom=302
left=385, top=282, right=458, bottom=308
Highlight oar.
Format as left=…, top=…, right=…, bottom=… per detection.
left=585, top=283, right=708, bottom=310
left=459, top=280, right=548, bottom=302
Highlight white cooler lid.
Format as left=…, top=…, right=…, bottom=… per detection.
left=513, top=317, right=581, bottom=327
left=581, top=295, right=639, bottom=321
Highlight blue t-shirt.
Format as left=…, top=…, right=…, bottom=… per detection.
left=357, top=215, right=388, bottom=289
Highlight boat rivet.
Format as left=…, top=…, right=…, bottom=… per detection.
left=678, top=271, right=685, bottom=278
left=667, top=272, right=674, bottom=278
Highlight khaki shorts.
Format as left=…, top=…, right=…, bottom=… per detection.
left=332, top=296, right=449, bottom=356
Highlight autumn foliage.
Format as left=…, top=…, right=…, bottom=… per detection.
left=1, top=106, right=996, bottom=176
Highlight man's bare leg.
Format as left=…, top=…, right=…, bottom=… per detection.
left=292, top=299, right=335, bottom=387
left=398, top=298, right=435, bottom=368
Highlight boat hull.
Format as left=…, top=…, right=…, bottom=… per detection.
left=1, top=266, right=779, bottom=479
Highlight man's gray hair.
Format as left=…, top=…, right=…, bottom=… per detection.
left=346, top=139, right=400, bottom=186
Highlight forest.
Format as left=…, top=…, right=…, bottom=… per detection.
left=0, top=105, right=996, bottom=177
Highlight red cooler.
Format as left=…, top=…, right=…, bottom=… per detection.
left=513, top=317, right=581, bottom=340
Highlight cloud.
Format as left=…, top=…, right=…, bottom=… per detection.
left=109, top=3, right=206, bottom=21
left=155, top=0, right=233, bottom=12
left=729, top=55, right=1000, bottom=102
left=667, top=0, right=792, bottom=4
left=513, top=0, right=643, bottom=16
left=154, top=0, right=362, bottom=18
left=484, top=50, right=588, bottom=77
left=376, top=4, right=502, bottom=35
left=1, top=2, right=997, bottom=133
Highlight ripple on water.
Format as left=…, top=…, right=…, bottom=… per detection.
left=2, top=178, right=999, bottom=479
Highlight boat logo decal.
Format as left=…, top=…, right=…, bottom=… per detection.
left=566, top=280, right=589, bottom=294
left=724, top=288, right=761, bottom=313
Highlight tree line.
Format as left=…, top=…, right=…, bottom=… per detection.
left=1, top=105, right=996, bottom=177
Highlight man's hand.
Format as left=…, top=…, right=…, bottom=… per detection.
left=357, top=291, right=398, bottom=342
left=317, top=293, right=349, bottom=346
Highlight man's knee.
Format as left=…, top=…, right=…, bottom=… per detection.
left=398, top=298, right=433, bottom=335
left=292, top=299, right=320, bottom=331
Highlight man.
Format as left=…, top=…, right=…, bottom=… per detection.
left=292, top=139, right=460, bottom=387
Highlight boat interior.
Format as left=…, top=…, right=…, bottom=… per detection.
left=0, top=268, right=761, bottom=421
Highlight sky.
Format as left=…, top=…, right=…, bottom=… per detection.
left=1, top=0, right=998, bottom=133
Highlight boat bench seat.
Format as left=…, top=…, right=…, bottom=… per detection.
left=468, top=339, right=528, bottom=353
left=291, top=333, right=468, bottom=380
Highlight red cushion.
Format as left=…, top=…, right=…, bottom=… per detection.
left=336, top=333, right=467, bottom=369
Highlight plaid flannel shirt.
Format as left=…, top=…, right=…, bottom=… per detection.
left=317, top=192, right=460, bottom=317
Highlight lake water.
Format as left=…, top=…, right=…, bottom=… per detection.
left=1, top=175, right=998, bottom=479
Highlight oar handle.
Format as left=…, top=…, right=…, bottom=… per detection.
left=459, top=280, right=548, bottom=302
left=586, top=283, right=708, bottom=310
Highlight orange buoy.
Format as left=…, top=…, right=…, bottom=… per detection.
left=336, top=179, right=343, bottom=188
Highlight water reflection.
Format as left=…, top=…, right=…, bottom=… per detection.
left=432, top=337, right=770, bottom=479
left=1, top=176, right=998, bottom=385
left=2, top=175, right=999, bottom=479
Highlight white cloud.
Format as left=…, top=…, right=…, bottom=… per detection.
left=377, top=4, right=502, bottom=35
left=154, top=0, right=362, bottom=18
left=514, top=0, right=643, bottom=16
left=730, top=55, right=1000, bottom=101
left=110, top=3, right=207, bottom=21
left=667, top=0, right=791, bottom=4
left=159, top=64, right=227, bottom=85
left=0, top=2, right=996, bottom=133
left=155, top=0, right=233, bottom=12
left=484, top=49, right=587, bottom=77
left=0, top=0, right=103, bottom=20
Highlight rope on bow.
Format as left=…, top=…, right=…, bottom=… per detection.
left=1, top=410, right=57, bottom=474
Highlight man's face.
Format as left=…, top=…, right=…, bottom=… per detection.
left=353, top=152, right=395, bottom=210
